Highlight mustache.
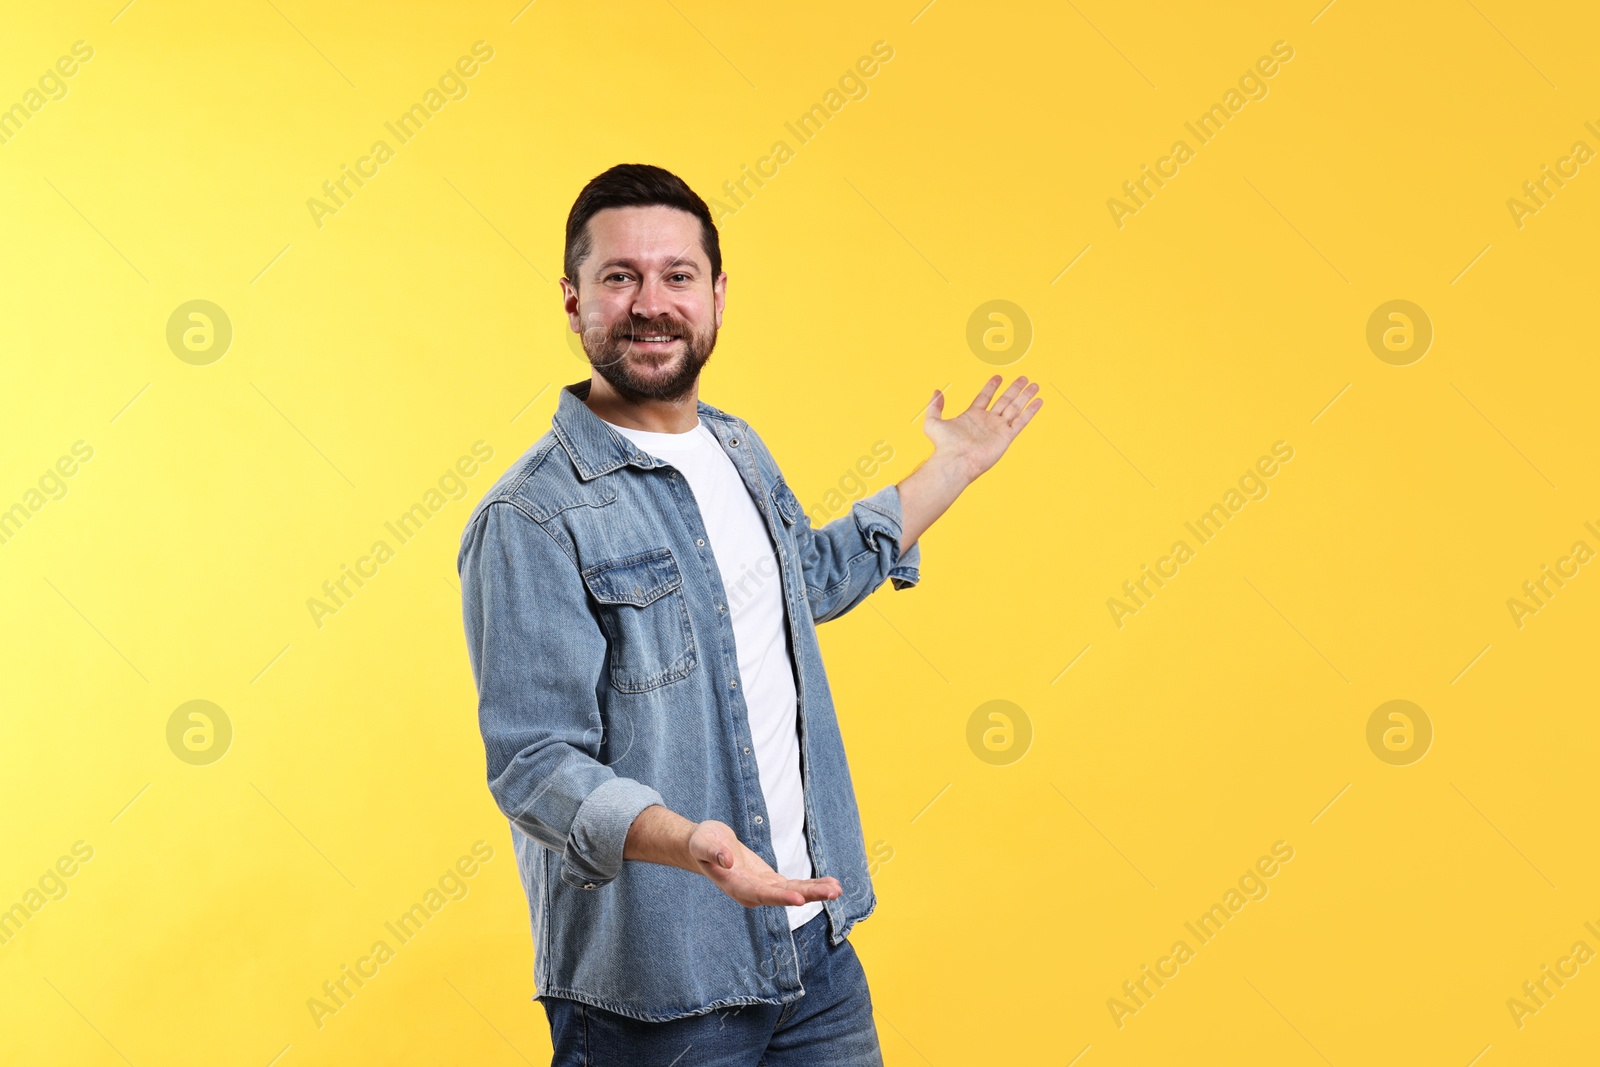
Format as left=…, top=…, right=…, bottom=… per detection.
left=610, top=320, right=686, bottom=340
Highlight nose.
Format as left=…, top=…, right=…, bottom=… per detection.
left=630, top=274, right=669, bottom=323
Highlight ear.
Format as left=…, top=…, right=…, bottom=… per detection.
left=560, top=278, right=581, bottom=330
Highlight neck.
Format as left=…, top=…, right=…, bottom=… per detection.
left=583, top=374, right=700, bottom=433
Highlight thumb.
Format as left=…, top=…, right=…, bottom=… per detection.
left=711, top=831, right=734, bottom=868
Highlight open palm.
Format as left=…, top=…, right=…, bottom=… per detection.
left=688, top=820, right=841, bottom=909
left=923, top=375, right=1042, bottom=478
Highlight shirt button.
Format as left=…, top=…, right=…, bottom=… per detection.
left=743, top=746, right=751, bottom=754
left=729, top=680, right=738, bottom=689
left=696, top=538, right=705, bottom=546
left=716, top=603, right=725, bottom=613
left=583, top=882, right=596, bottom=889
left=729, top=438, right=740, bottom=447
left=754, top=816, right=763, bottom=825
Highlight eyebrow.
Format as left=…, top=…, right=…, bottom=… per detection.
left=593, top=256, right=701, bottom=274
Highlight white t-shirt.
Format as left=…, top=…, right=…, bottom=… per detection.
left=602, top=415, right=821, bottom=930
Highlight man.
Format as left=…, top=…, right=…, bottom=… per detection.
left=458, top=163, right=1040, bottom=1064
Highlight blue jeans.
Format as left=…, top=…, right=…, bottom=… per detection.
left=540, top=913, right=884, bottom=1066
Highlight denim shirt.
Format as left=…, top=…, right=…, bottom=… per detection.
left=457, top=378, right=920, bottom=1022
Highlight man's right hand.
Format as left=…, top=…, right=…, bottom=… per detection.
left=687, top=819, right=842, bottom=908
left=624, top=804, right=842, bottom=909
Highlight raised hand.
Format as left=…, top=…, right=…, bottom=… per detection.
left=921, top=374, right=1042, bottom=480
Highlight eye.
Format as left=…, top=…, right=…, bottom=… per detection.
left=670, top=273, right=692, bottom=282
left=605, top=272, right=631, bottom=283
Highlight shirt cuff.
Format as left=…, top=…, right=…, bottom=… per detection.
left=858, top=483, right=921, bottom=591
left=560, top=776, right=665, bottom=890
left=889, top=535, right=920, bottom=589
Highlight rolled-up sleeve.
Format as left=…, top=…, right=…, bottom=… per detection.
left=794, top=481, right=920, bottom=623
left=459, top=501, right=663, bottom=890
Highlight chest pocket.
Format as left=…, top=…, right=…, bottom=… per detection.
left=580, top=547, right=698, bottom=693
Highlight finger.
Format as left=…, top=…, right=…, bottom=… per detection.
left=989, top=375, right=1029, bottom=414
left=967, top=375, right=1002, bottom=412
left=702, top=858, right=776, bottom=893
left=1000, top=381, right=1040, bottom=421
left=689, top=829, right=716, bottom=856
left=688, top=827, right=738, bottom=869
left=690, top=848, right=735, bottom=872
left=737, top=876, right=806, bottom=907
left=1010, top=395, right=1043, bottom=430
left=787, top=877, right=843, bottom=901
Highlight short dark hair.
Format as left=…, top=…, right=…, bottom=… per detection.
left=563, top=163, right=722, bottom=288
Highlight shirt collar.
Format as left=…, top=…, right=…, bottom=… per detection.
left=552, top=378, right=734, bottom=481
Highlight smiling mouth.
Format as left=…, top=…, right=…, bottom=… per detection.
left=631, top=335, right=680, bottom=346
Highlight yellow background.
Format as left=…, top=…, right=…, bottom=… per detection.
left=3, top=0, right=1597, bottom=1063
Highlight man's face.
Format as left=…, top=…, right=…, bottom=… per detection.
left=562, top=204, right=726, bottom=403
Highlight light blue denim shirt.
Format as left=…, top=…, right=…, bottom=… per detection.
left=457, top=378, right=920, bottom=1022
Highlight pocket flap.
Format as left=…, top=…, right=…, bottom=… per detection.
left=581, top=548, right=684, bottom=606
left=771, top=480, right=801, bottom=525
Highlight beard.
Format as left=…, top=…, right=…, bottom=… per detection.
left=582, top=313, right=718, bottom=403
